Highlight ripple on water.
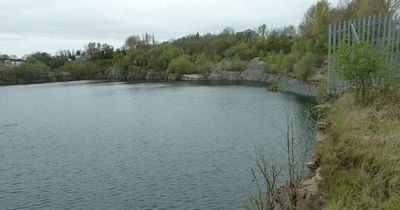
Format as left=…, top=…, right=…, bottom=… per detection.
left=0, top=81, right=315, bottom=209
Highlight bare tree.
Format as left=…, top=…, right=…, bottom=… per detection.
left=247, top=108, right=317, bottom=210
left=124, top=35, right=141, bottom=52
left=247, top=147, right=281, bottom=210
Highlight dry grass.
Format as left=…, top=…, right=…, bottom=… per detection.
left=319, top=93, right=400, bottom=209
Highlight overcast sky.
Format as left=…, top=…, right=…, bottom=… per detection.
left=0, top=0, right=339, bottom=57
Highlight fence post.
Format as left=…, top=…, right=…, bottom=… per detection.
left=326, top=13, right=399, bottom=94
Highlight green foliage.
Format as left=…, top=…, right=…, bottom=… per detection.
left=193, top=53, right=210, bottom=75
left=5, top=0, right=383, bottom=84
left=167, top=55, right=194, bottom=76
left=320, top=94, right=400, bottom=210
left=16, top=61, right=51, bottom=82
left=263, top=51, right=286, bottom=74
left=293, top=52, right=315, bottom=81
left=126, top=65, right=145, bottom=80
left=86, top=42, right=114, bottom=60
left=281, top=53, right=299, bottom=73
left=223, top=42, right=255, bottom=60
left=0, top=66, right=17, bottom=83
left=232, top=54, right=246, bottom=71
left=299, top=0, right=332, bottom=54
left=266, top=79, right=280, bottom=91
left=336, top=40, right=386, bottom=106
left=56, top=61, right=98, bottom=80
left=27, top=52, right=53, bottom=67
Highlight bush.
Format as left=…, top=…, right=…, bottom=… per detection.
left=336, top=40, right=386, bottom=106
left=16, top=61, right=51, bottom=82
left=223, top=42, right=255, bottom=60
left=232, top=54, right=246, bottom=71
left=193, top=53, right=210, bottom=75
left=293, top=52, right=315, bottom=81
left=0, top=66, right=17, bottom=83
left=263, top=51, right=285, bottom=74
left=126, top=65, right=145, bottom=80
left=281, top=53, right=299, bottom=73
left=167, top=55, right=194, bottom=76
left=56, top=61, right=98, bottom=80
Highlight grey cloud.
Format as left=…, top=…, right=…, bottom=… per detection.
left=0, top=0, right=339, bottom=57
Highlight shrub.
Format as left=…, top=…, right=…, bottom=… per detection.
left=293, top=52, right=315, bottom=81
left=126, top=65, right=145, bottom=80
left=167, top=55, right=194, bottom=76
left=263, top=51, right=285, bottom=74
left=56, top=61, right=98, bottom=80
left=16, top=61, right=51, bottom=81
left=193, top=53, right=210, bottom=75
left=232, top=54, right=246, bottom=71
left=0, top=66, right=17, bottom=82
left=281, top=53, right=299, bottom=73
left=336, top=40, right=386, bottom=106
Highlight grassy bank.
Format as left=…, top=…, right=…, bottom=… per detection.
left=319, top=92, right=400, bottom=209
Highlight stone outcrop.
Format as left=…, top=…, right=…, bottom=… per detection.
left=208, top=70, right=242, bottom=81
left=271, top=75, right=318, bottom=97
left=295, top=122, right=329, bottom=210
left=180, top=74, right=206, bottom=81
left=208, top=58, right=268, bottom=81
left=205, top=58, right=318, bottom=97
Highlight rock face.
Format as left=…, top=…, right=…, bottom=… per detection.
left=295, top=125, right=328, bottom=210
left=208, top=70, right=242, bottom=81
left=180, top=74, right=206, bottom=81
left=144, top=72, right=164, bottom=80
left=208, top=58, right=268, bottom=81
left=296, top=169, right=324, bottom=210
left=205, top=58, right=318, bottom=97
left=272, top=75, right=318, bottom=97
left=241, top=58, right=268, bottom=81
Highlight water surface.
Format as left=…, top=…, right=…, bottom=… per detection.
left=0, top=81, right=314, bottom=209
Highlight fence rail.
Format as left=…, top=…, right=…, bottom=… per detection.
left=327, top=13, right=400, bottom=94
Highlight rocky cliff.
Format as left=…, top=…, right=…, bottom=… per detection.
left=201, top=58, right=318, bottom=97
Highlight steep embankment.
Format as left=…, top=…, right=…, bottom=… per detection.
left=297, top=94, right=400, bottom=209
left=181, top=58, right=317, bottom=97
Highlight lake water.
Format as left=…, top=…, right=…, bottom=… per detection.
left=0, top=81, right=315, bottom=209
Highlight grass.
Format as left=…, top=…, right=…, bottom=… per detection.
left=319, top=93, right=400, bottom=209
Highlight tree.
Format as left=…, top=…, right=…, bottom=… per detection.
left=27, top=52, right=52, bottom=67
left=336, top=40, right=386, bottom=106
left=193, top=53, right=210, bottom=75
left=85, top=42, right=114, bottom=60
left=124, top=35, right=141, bottom=52
left=16, top=61, right=51, bottom=82
left=167, top=55, right=194, bottom=76
left=258, top=24, right=267, bottom=40
left=293, top=52, right=315, bottom=81
left=299, top=0, right=332, bottom=54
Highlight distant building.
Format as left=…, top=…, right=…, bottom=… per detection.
left=0, top=55, right=25, bottom=66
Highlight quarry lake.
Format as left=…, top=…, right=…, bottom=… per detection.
left=0, top=81, right=315, bottom=209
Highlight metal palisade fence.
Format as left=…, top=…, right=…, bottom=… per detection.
left=327, top=13, right=400, bottom=94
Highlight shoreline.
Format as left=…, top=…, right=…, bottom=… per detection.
left=0, top=74, right=318, bottom=97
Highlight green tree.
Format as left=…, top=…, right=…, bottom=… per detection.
left=336, top=40, right=386, bottom=106
left=56, top=61, right=98, bottom=80
left=232, top=54, right=246, bottom=71
left=167, top=55, right=194, bottom=76
left=293, top=52, right=315, bottom=81
left=299, top=0, right=332, bottom=55
left=193, top=53, right=210, bottom=75
left=16, top=61, right=51, bottom=82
